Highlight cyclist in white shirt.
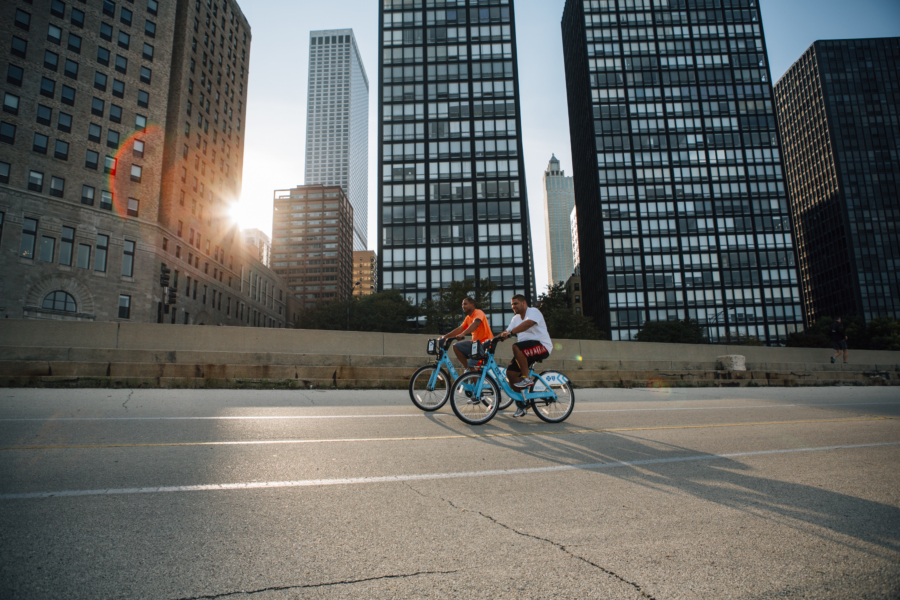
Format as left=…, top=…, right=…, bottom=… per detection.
left=499, top=294, right=553, bottom=417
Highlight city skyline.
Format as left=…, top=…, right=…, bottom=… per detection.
left=232, top=0, right=900, bottom=297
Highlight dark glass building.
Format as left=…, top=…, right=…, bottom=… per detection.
left=377, top=0, right=536, bottom=331
left=775, top=38, right=900, bottom=324
left=561, top=0, right=804, bottom=344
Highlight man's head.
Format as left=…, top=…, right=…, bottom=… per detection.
left=835, top=316, right=842, bottom=322
left=510, top=294, right=528, bottom=316
left=461, top=297, right=476, bottom=315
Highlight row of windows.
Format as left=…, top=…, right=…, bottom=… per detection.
left=383, top=24, right=512, bottom=46
left=592, top=84, right=771, bottom=104
left=383, top=81, right=515, bottom=101
left=17, top=217, right=136, bottom=278
left=6, top=62, right=151, bottom=108
left=383, top=6, right=511, bottom=28
left=586, top=38, right=763, bottom=57
left=584, top=24, right=762, bottom=42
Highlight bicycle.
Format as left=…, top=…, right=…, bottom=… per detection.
left=448, top=336, right=575, bottom=426
left=409, top=337, right=513, bottom=412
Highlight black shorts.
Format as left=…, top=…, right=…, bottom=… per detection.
left=507, top=340, right=550, bottom=373
left=833, top=339, right=847, bottom=351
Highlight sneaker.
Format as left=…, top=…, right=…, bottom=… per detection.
left=512, top=405, right=528, bottom=418
left=512, top=377, right=534, bottom=389
left=831, top=356, right=835, bottom=364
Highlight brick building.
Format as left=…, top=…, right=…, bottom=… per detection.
left=0, top=0, right=294, bottom=327
left=352, top=249, right=376, bottom=296
left=271, top=185, right=355, bottom=308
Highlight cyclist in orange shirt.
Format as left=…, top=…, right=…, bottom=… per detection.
left=441, top=297, right=494, bottom=372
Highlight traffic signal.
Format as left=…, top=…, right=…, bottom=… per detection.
left=167, top=287, right=177, bottom=305
left=159, top=265, right=171, bottom=288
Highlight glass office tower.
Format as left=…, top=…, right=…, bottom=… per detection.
left=305, top=29, right=369, bottom=251
left=561, top=0, right=804, bottom=344
left=543, top=155, right=577, bottom=286
left=775, top=38, right=900, bottom=324
left=377, top=0, right=536, bottom=330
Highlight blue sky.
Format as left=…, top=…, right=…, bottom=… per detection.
left=232, top=0, right=900, bottom=295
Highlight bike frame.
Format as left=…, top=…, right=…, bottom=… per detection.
left=464, top=347, right=559, bottom=404
left=426, top=341, right=503, bottom=392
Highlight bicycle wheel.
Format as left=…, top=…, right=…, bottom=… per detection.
left=450, top=372, right=500, bottom=426
left=532, top=371, right=575, bottom=423
left=409, top=365, right=451, bottom=411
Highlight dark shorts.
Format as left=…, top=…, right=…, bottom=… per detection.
left=833, top=339, right=848, bottom=351
left=507, top=340, right=550, bottom=373
left=453, top=341, right=480, bottom=368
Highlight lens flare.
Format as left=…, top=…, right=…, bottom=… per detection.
left=647, top=377, right=672, bottom=398
left=575, top=355, right=583, bottom=362
left=108, top=123, right=164, bottom=218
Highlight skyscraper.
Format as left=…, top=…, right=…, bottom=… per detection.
left=561, top=0, right=805, bottom=344
left=0, top=0, right=292, bottom=327
left=775, top=38, right=900, bottom=324
left=543, top=154, right=576, bottom=286
left=377, top=0, right=536, bottom=330
left=305, top=29, right=369, bottom=251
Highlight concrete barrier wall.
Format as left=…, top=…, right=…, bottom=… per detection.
left=1, top=320, right=899, bottom=366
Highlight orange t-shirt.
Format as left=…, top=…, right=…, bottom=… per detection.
left=462, top=309, right=493, bottom=343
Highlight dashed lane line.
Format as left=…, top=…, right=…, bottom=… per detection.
left=1, top=415, right=897, bottom=451
left=1, top=441, right=897, bottom=500
left=0, top=401, right=897, bottom=422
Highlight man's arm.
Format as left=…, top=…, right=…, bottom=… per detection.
left=501, top=320, right=536, bottom=338
left=443, top=319, right=482, bottom=340
left=441, top=325, right=465, bottom=339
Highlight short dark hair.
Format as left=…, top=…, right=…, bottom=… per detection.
left=511, top=294, right=527, bottom=303
left=462, top=296, right=475, bottom=306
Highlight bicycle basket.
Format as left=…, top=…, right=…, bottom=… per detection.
left=426, top=339, right=440, bottom=355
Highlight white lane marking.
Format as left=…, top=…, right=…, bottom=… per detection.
left=0, top=402, right=898, bottom=422
left=1, top=441, right=897, bottom=500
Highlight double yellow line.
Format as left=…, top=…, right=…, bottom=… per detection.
left=2, top=415, right=897, bottom=451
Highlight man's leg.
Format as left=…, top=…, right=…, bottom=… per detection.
left=452, top=342, right=470, bottom=370
left=843, top=346, right=849, bottom=363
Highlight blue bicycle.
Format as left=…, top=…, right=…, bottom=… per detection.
left=409, top=338, right=513, bottom=412
left=449, top=336, right=575, bottom=426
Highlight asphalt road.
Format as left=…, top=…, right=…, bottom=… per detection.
left=1, top=386, right=899, bottom=600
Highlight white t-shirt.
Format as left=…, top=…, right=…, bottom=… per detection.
left=507, top=307, right=553, bottom=354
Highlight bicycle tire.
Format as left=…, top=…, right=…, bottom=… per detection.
left=532, top=371, right=575, bottom=423
left=409, top=365, right=451, bottom=411
left=449, top=372, right=500, bottom=426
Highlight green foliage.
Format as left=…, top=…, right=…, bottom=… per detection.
left=536, top=282, right=607, bottom=340
left=294, top=290, right=421, bottom=333
left=866, top=316, right=900, bottom=351
left=419, top=278, right=497, bottom=334
left=633, top=319, right=708, bottom=345
left=725, top=330, right=765, bottom=346
left=785, top=315, right=900, bottom=350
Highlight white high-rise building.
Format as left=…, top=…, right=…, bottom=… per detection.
left=305, top=29, right=369, bottom=250
left=543, top=155, right=577, bottom=286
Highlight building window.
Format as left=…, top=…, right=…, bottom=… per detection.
left=115, top=55, right=128, bottom=74
left=37, top=105, right=52, bottom=125
left=122, top=240, right=135, bottom=276
left=120, top=8, right=132, bottom=26
left=67, top=34, right=82, bottom=54
left=145, top=20, right=156, bottom=38
left=3, top=93, right=18, bottom=115
left=54, top=140, right=69, bottom=160
left=47, top=25, right=63, bottom=45
left=71, top=9, right=85, bottom=28
left=7, top=65, right=24, bottom=87
left=50, top=176, right=65, bottom=197
left=103, top=0, right=116, bottom=18
left=91, top=97, right=104, bottom=116
left=44, top=50, right=59, bottom=71
left=60, top=226, right=74, bottom=266
left=57, top=112, right=72, bottom=132
left=39, top=235, right=55, bottom=262
left=51, top=0, right=65, bottom=18
left=112, top=79, right=125, bottom=98
left=85, top=149, right=99, bottom=169
left=42, top=291, right=77, bottom=312
left=110, top=104, right=122, bottom=123
left=40, top=77, right=56, bottom=98
left=61, top=85, right=76, bottom=106
left=11, top=37, right=27, bottom=59
left=20, top=218, right=38, bottom=258
left=107, top=130, right=120, bottom=149
left=28, top=171, right=43, bottom=192
left=95, top=234, right=109, bottom=271
left=135, top=114, right=147, bottom=129
left=140, top=66, right=152, bottom=84
left=0, top=122, right=15, bottom=144
left=133, top=139, right=144, bottom=158
left=81, top=185, right=95, bottom=205
left=142, top=43, right=154, bottom=61
left=77, top=243, right=91, bottom=269
left=130, top=165, right=142, bottom=182
left=100, top=190, right=113, bottom=210
left=147, top=0, right=158, bottom=15
left=33, top=133, right=48, bottom=154
left=100, top=22, right=113, bottom=42
left=94, top=71, right=107, bottom=91
left=97, top=46, right=110, bottom=66
left=64, top=59, right=79, bottom=79
left=137, top=90, right=149, bottom=108
left=118, top=31, right=130, bottom=50
left=0, top=161, right=9, bottom=184
left=118, top=295, right=131, bottom=319
left=127, top=197, right=139, bottom=217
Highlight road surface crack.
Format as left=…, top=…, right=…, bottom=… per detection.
left=404, top=483, right=657, bottom=600
left=122, top=390, right=134, bottom=411
left=170, top=569, right=462, bottom=600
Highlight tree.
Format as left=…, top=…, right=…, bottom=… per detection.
left=419, top=278, right=496, bottom=334
left=633, top=319, right=707, bottom=344
left=294, top=290, right=420, bottom=333
left=724, top=330, right=765, bottom=346
left=536, top=282, right=606, bottom=340
left=784, top=315, right=872, bottom=349
left=866, top=316, right=900, bottom=351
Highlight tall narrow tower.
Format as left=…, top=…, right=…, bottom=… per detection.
left=377, top=0, right=536, bottom=330
left=543, top=155, right=576, bottom=286
left=305, top=29, right=369, bottom=251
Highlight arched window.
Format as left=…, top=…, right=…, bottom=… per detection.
left=42, top=291, right=77, bottom=312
